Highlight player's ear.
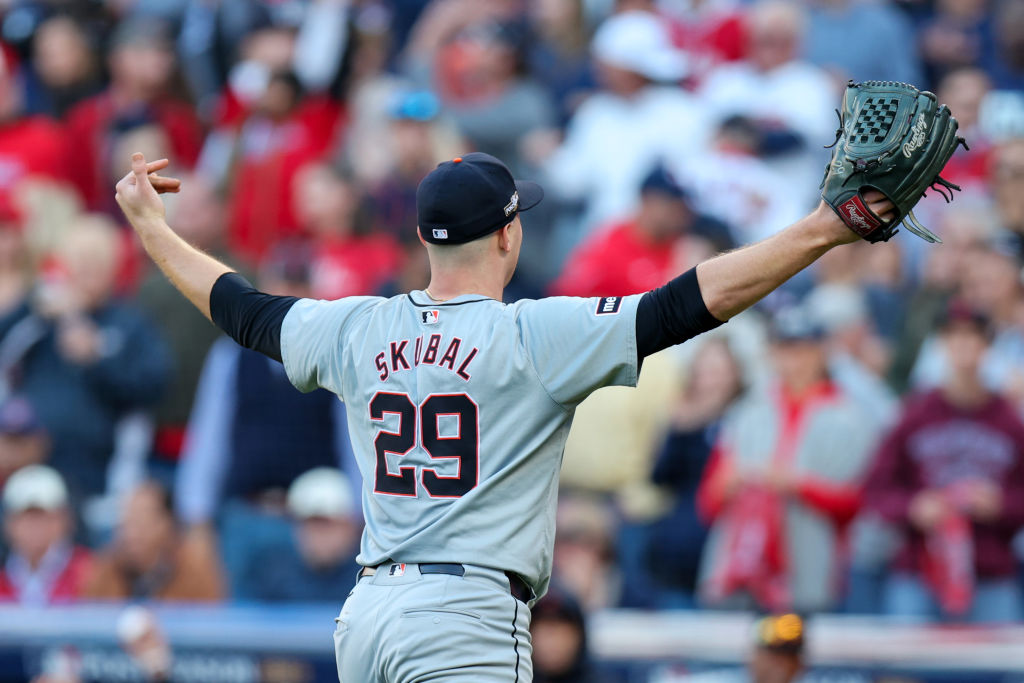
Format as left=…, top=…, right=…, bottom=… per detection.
left=416, top=226, right=428, bottom=247
left=497, top=222, right=514, bottom=254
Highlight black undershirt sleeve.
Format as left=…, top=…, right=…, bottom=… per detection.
left=635, top=267, right=725, bottom=360
left=209, top=272, right=298, bottom=363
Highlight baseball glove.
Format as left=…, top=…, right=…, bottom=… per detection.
left=820, top=80, right=968, bottom=244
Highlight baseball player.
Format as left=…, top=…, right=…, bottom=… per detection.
left=116, top=151, right=893, bottom=682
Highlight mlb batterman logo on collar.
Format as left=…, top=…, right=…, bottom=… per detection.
left=417, top=152, right=544, bottom=245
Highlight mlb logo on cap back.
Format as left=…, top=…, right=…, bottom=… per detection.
left=417, top=152, right=544, bottom=245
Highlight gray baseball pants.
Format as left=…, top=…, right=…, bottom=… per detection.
left=333, top=563, right=533, bottom=682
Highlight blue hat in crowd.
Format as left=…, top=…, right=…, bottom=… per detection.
left=390, top=91, right=441, bottom=122
left=417, top=153, right=544, bottom=245
left=770, top=305, right=826, bottom=342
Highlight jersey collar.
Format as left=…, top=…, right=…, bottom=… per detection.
left=407, top=290, right=498, bottom=307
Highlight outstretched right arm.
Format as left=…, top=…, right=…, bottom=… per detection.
left=115, top=152, right=230, bottom=321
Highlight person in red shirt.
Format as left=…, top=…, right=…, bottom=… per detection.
left=293, top=161, right=404, bottom=300
left=64, top=18, right=202, bottom=213
left=0, top=46, right=71, bottom=199
left=863, top=303, right=1024, bottom=622
left=549, top=164, right=722, bottom=297
left=214, top=71, right=343, bottom=263
left=0, top=465, right=93, bottom=606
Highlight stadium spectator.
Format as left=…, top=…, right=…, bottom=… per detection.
left=550, top=163, right=718, bottom=297
left=343, top=77, right=465, bottom=184
left=677, top=115, right=804, bottom=246
left=551, top=494, right=622, bottom=611
left=540, top=9, right=711, bottom=236
left=698, top=0, right=836, bottom=209
left=525, top=0, right=596, bottom=124
left=0, top=195, right=31, bottom=339
left=0, top=466, right=93, bottom=606
left=115, top=606, right=172, bottom=683
left=364, top=91, right=446, bottom=245
left=531, top=588, right=608, bottom=683
left=64, top=17, right=202, bottom=213
left=697, top=307, right=879, bottom=613
left=992, top=138, right=1024, bottom=252
left=136, top=175, right=235, bottom=472
left=918, top=0, right=993, bottom=88
left=673, top=613, right=807, bottom=682
left=293, top=161, right=404, bottom=300
left=0, top=48, right=71, bottom=205
left=86, top=481, right=224, bottom=602
left=24, top=15, right=102, bottom=119
left=174, top=244, right=355, bottom=596
left=236, top=467, right=361, bottom=603
left=987, top=0, right=1024, bottom=90
left=802, top=0, right=922, bottom=85
left=864, top=304, right=1024, bottom=622
left=886, top=202, right=996, bottom=392
left=6, top=216, right=169, bottom=506
left=0, top=397, right=48, bottom=489
left=203, top=63, right=343, bottom=263
left=176, top=0, right=281, bottom=119
left=405, top=5, right=556, bottom=175
left=910, top=241, right=1024, bottom=401
left=196, top=19, right=347, bottom=262
left=805, top=283, right=899, bottom=427
left=654, top=0, right=750, bottom=84
left=631, top=338, right=745, bottom=609
left=935, top=68, right=993, bottom=188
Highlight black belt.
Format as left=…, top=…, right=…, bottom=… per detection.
left=359, top=562, right=531, bottom=603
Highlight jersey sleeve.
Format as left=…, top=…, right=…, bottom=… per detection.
left=279, top=296, right=380, bottom=394
left=516, top=294, right=642, bottom=407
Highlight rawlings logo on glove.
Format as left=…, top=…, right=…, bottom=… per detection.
left=902, top=114, right=928, bottom=158
left=838, top=196, right=881, bottom=236
left=820, top=80, right=968, bottom=244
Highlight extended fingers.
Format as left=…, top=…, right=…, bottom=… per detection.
left=149, top=173, right=182, bottom=194
left=145, top=158, right=170, bottom=173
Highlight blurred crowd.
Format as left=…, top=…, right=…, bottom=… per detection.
left=0, top=0, right=1022, bottom=680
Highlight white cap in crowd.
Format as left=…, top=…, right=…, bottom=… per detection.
left=2, top=464, right=68, bottom=513
left=287, top=467, right=355, bottom=520
left=591, top=10, right=689, bottom=82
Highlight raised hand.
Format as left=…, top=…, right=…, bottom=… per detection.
left=114, top=153, right=182, bottom=228
left=818, top=190, right=897, bottom=246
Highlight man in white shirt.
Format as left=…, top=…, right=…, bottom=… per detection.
left=699, top=0, right=838, bottom=210
left=542, top=10, right=712, bottom=239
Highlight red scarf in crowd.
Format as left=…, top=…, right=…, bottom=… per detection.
left=706, top=484, right=791, bottom=609
left=923, top=509, right=975, bottom=616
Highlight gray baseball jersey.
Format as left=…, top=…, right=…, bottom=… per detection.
left=280, top=289, right=641, bottom=598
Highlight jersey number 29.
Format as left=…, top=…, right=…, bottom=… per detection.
left=369, top=392, right=479, bottom=498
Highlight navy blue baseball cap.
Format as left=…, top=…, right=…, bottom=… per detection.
left=770, top=305, right=826, bottom=342
left=640, top=162, right=688, bottom=200
left=417, top=153, right=544, bottom=245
